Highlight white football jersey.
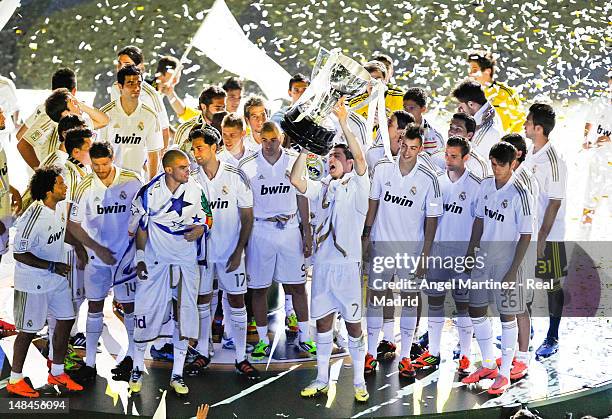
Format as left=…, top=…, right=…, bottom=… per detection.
left=239, top=149, right=299, bottom=225
left=584, top=97, right=612, bottom=145
left=304, top=171, right=370, bottom=264
left=472, top=102, right=504, bottom=158
left=422, top=118, right=445, bottom=155
left=21, top=104, right=59, bottom=162
left=370, top=159, right=443, bottom=247
left=435, top=169, right=482, bottom=243
left=174, top=114, right=203, bottom=155
left=330, top=111, right=370, bottom=152
left=475, top=174, right=534, bottom=245
left=192, top=162, right=252, bottom=262
left=515, top=164, right=540, bottom=242
left=13, top=201, right=67, bottom=293
left=523, top=141, right=566, bottom=241
left=71, top=167, right=142, bottom=263
left=98, top=100, right=163, bottom=175
left=130, top=173, right=212, bottom=265
left=0, top=75, right=18, bottom=144
left=110, top=81, right=169, bottom=129
left=218, top=142, right=259, bottom=166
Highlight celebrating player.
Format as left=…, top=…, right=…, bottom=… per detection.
left=129, top=149, right=212, bottom=395
left=68, top=141, right=143, bottom=382
left=219, top=113, right=259, bottom=166
left=291, top=99, right=370, bottom=402
left=239, top=121, right=315, bottom=360
left=99, top=65, right=163, bottom=180
left=402, top=87, right=444, bottom=154
left=243, top=95, right=268, bottom=149
left=462, top=142, right=534, bottom=395
left=189, top=127, right=259, bottom=378
left=522, top=103, right=567, bottom=360
left=363, top=123, right=442, bottom=379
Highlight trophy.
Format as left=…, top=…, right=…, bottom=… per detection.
left=281, top=50, right=371, bottom=155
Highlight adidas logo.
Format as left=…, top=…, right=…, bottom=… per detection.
left=385, top=181, right=391, bottom=186
left=258, top=174, right=265, bottom=180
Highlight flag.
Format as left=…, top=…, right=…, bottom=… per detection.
left=190, top=0, right=290, bottom=103
left=0, top=0, right=20, bottom=32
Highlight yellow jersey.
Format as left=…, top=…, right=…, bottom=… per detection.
left=483, top=81, right=525, bottom=133
left=348, top=84, right=405, bottom=121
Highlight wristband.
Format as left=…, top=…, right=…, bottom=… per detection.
left=48, top=261, right=55, bottom=273
left=135, top=249, right=145, bottom=264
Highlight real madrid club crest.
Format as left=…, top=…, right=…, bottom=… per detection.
left=138, top=121, right=145, bottom=131
left=410, top=185, right=417, bottom=196
left=222, top=185, right=229, bottom=195
left=502, top=199, right=508, bottom=208
left=113, top=123, right=121, bottom=129
left=120, top=190, right=127, bottom=200
left=459, top=191, right=466, bottom=201
left=306, top=153, right=323, bottom=181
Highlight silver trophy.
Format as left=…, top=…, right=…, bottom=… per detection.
left=282, top=51, right=370, bottom=155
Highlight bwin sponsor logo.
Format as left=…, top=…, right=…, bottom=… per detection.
left=383, top=190, right=413, bottom=207
left=47, top=228, right=65, bottom=244
left=597, top=125, right=611, bottom=137
left=210, top=198, right=229, bottom=209
left=261, top=183, right=290, bottom=195
left=484, top=206, right=504, bottom=222
left=97, top=202, right=127, bottom=214
left=114, top=133, right=142, bottom=144
left=443, top=202, right=463, bottom=214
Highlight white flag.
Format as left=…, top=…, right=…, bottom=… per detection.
left=191, top=0, right=290, bottom=103
left=0, top=0, right=20, bottom=32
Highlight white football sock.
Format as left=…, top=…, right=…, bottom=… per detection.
left=133, top=342, right=146, bottom=371
left=348, top=333, right=366, bottom=386
left=315, top=330, right=333, bottom=384
left=230, top=306, right=247, bottom=362
left=222, top=294, right=233, bottom=339
left=196, top=303, right=211, bottom=356
left=47, top=315, right=57, bottom=361
left=366, top=304, right=383, bottom=355
left=285, top=294, right=294, bottom=316
left=256, top=325, right=269, bottom=345
left=500, top=319, right=518, bottom=378
left=172, top=337, right=188, bottom=377
left=427, top=304, right=445, bottom=357
left=124, top=312, right=135, bottom=359
left=382, top=319, right=395, bottom=343
left=298, top=321, right=311, bottom=342
left=472, top=316, right=496, bottom=369
left=85, top=311, right=103, bottom=367
left=399, top=306, right=417, bottom=359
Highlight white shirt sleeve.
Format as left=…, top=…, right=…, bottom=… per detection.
left=369, top=164, right=383, bottom=200
left=145, top=116, right=164, bottom=152
left=425, top=178, right=443, bottom=217
left=304, top=178, right=323, bottom=201
left=547, top=157, right=567, bottom=201
left=236, top=170, right=253, bottom=208
left=475, top=183, right=486, bottom=219
left=515, top=193, right=534, bottom=235
left=13, top=208, right=40, bottom=253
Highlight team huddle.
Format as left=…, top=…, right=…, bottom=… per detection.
left=2, top=45, right=605, bottom=404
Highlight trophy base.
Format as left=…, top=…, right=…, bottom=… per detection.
left=281, top=105, right=336, bottom=156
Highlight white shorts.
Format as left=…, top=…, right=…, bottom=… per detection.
left=311, top=262, right=363, bottom=323
left=367, top=242, right=416, bottom=290
left=65, top=249, right=85, bottom=305
left=199, top=258, right=247, bottom=295
left=133, top=263, right=199, bottom=343
left=84, top=263, right=136, bottom=303
left=246, top=225, right=306, bottom=289
left=468, top=259, right=527, bottom=315
left=14, top=281, right=75, bottom=333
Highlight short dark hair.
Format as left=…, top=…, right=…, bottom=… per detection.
left=45, top=88, right=71, bottom=123
left=58, top=114, right=86, bottom=141
left=392, top=110, right=415, bottom=129
left=243, top=95, right=266, bottom=119
left=211, top=111, right=228, bottom=134
left=371, top=53, right=393, bottom=73
left=52, top=68, right=77, bottom=91
left=502, top=133, right=527, bottom=163
left=289, top=73, right=310, bottom=90
left=222, top=112, right=245, bottom=130
left=489, top=141, right=516, bottom=165
left=261, top=121, right=282, bottom=136
left=467, top=49, right=496, bottom=74
left=452, top=80, right=487, bottom=106
left=155, top=55, right=180, bottom=76
left=332, top=143, right=353, bottom=160
left=117, top=65, right=142, bottom=85
left=446, top=136, right=471, bottom=157
left=222, top=77, right=243, bottom=92
left=117, top=45, right=144, bottom=66
left=452, top=112, right=477, bottom=134
left=402, top=123, right=424, bottom=146
left=89, top=141, right=114, bottom=159
left=528, top=103, right=556, bottom=136
left=190, top=126, right=221, bottom=146
left=162, top=149, right=189, bottom=168
left=363, top=60, right=387, bottom=80
left=64, top=128, right=93, bottom=156
left=30, top=165, right=63, bottom=201
left=403, top=87, right=428, bottom=108
left=199, top=85, right=226, bottom=106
